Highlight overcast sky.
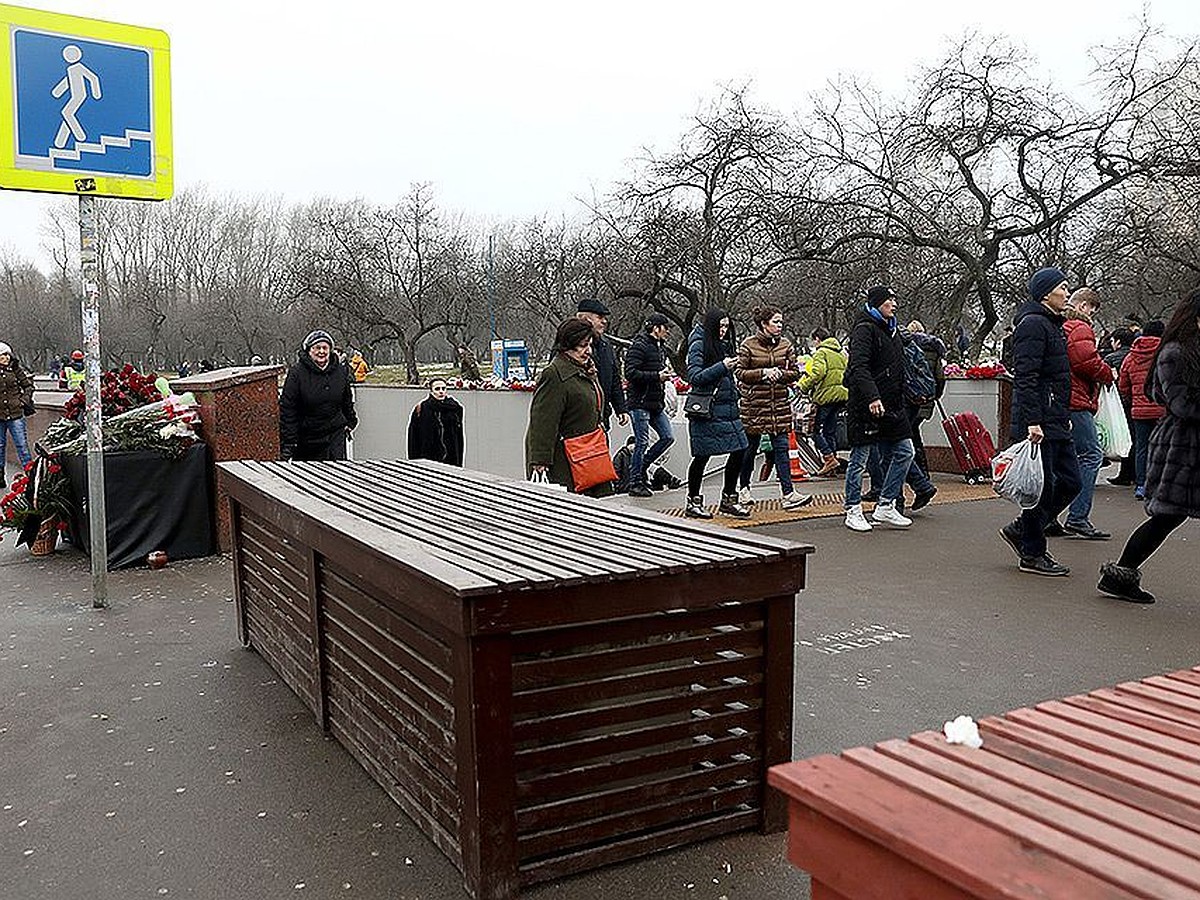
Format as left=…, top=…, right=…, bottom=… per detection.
left=0, top=0, right=1194, bottom=272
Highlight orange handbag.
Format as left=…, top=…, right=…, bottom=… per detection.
left=562, top=427, right=617, bottom=491
left=561, top=380, right=617, bottom=491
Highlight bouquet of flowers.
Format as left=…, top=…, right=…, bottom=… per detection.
left=0, top=457, right=73, bottom=546
left=44, top=376, right=201, bottom=457
left=62, top=364, right=161, bottom=421
left=964, top=360, right=1009, bottom=379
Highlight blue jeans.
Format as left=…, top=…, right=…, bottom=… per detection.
left=1019, top=437, right=1082, bottom=558
left=1, top=416, right=31, bottom=479
left=1133, top=419, right=1156, bottom=488
left=812, top=402, right=843, bottom=456
left=845, top=439, right=914, bottom=507
left=739, top=432, right=793, bottom=493
left=629, top=408, right=674, bottom=487
left=869, top=440, right=934, bottom=497
left=1066, top=410, right=1102, bottom=527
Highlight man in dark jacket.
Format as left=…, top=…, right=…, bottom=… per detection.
left=279, top=329, right=358, bottom=461
left=843, top=286, right=915, bottom=532
left=998, top=267, right=1082, bottom=576
left=625, top=312, right=675, bottom=498
left=576, top=298, right=627, bottom=430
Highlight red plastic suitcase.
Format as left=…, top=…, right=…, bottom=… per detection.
left=936, top=400, right=995, bottom=484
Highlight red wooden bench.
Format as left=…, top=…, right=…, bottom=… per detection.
left=769, top=666, right=1200, bottom=899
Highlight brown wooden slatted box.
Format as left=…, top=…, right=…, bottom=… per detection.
left=219, top=459, right=812, bottom=899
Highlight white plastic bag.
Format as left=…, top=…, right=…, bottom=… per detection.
left=526, top=470, right=567, bottom=492
left=1095, top=384, right=1132, bottom=459
left=991, top=439, right=1044, bottom=509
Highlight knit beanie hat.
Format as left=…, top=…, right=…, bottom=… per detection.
left=866, top=285, right=895, bottom=308
left=0, top=342, right=11, bottom=356
left=303, top=330, right=334, bottom=351
left=1028, top=267, right=1067, bottom=302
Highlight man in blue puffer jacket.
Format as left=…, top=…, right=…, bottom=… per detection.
left=997, top=267, right=1083, bottom=577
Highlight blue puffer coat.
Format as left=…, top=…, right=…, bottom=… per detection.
left=686, top=325, right=748, bottom=457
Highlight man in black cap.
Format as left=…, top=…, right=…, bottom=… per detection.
left=997, top=267, right=1082, bottom=576
left=625, top=312, right=675, bottom=498
left=576, top=298, right=627, bottom=430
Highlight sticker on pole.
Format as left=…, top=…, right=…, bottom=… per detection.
left=0, top=3, right=171, bottom=200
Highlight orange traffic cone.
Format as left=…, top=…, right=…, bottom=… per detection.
left=787, top=432, right=810, bottom=482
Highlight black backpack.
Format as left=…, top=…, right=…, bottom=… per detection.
left=902, top=337, right=938, bottom=404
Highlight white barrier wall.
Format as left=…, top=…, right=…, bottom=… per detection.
left=351, top=378, right=1009, bottom=480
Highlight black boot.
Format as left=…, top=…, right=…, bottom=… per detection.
left=685, top=495, right=713, bottom=519
left=1097, top=562, right=1155, bottom=603
left=718, top=492, right=751, bottom=518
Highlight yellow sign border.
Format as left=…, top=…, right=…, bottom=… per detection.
left=0, top=3, right=171, bottom=200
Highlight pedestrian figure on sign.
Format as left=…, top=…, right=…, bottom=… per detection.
left=52, top=45, right=101, bottom=149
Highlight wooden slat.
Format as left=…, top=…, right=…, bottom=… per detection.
left=1001, top=707, right=1200, bottom=784
left=769, top=755, right=1165, bottom=900
left=873, top=739, right=1200, bottom=886
left=980, top=717, right=1200, bottom=810
left=907, top=731, right=1200, bottom=853
left=1037, top=698, right=1200, bottom=761
left=516, top=757, right=758, bottom=832
left=513, top=654, right=761, bottom=714
left=517, top=781, right=758, bottom=861
left=515, top=707, right=760, bottom=772
left=512, top=627, right=761, bottom=690
left=980, top=730, right=1200, bottom=834
left=513, top=680, right=762, bottom=744
left=518, top=731, right=759, bottom=802
left=518, top=809, right=760, bottom=886
left=510, top=604, right=764, bottom=656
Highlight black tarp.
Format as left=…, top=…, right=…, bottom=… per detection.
left=63, top=444, right=216, bottom=569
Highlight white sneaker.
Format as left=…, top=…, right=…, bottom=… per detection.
left=782, top=491, right=813, bottom=510
left=871, top=500, right=913, bottom=528
left=844, top=504, right=873, bottom=532
left=738, top=486, right=754, bottom=506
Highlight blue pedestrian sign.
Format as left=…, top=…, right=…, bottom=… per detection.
left=0, top=3, right=172, bottom=199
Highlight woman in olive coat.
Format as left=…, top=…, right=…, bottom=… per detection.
left=525, top=318, right=614, bottom=496
left=1100, top=288, right=1200, bottom=604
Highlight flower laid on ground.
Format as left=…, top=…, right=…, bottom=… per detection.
left=0, top=457, right=74, bottom=544
left=62, top=364, right=162, bottom=421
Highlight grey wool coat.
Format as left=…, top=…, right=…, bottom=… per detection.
left=1145, top=341, right=1200, bottom=518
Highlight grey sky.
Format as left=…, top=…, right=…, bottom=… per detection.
left=1, top=0, right=1194, bottom=272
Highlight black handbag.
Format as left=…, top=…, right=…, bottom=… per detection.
left=683, top=391, right=714, bottom=419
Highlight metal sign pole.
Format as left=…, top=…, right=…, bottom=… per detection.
left=79, top=193, right=108, bottom=608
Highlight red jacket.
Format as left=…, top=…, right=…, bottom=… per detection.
left=1063, top=312, right=1114, bottom=413
left=1118, top=335, right=1166, bottom=421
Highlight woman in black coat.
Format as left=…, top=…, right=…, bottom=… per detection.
left=684, top=308, right=749, bottom=519
left=279, top=330, right=358, bottom=461
left=1099, top=288, right=1200, bottom=603
left=407, top=378, right=464, bottom=466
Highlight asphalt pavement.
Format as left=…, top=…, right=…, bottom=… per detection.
left=3, top=474, right=1198, bottom=900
